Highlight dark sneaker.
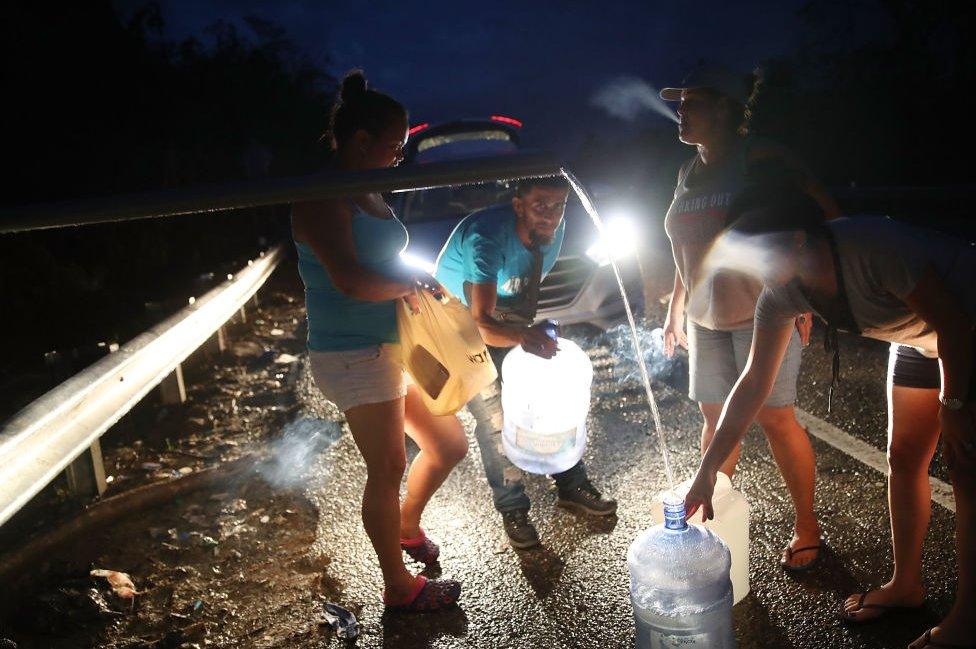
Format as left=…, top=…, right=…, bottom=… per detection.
left=557, top=480, right=617, bottom=516
left=501, top=508, right=541, bottom=549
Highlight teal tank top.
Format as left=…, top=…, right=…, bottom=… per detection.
left=295, top=207, right=409, bottom=351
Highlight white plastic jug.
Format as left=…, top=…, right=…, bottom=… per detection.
left=629, top=499, right=736, bottom=648
left=651, top=472, right=750, bottom=604
left=500, top=337, right=593, bottom=475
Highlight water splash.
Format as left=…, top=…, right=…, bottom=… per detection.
left=562, top=170, right=677, bottom=493
left=590, top=76, right=678, bottom=124
left=604, top=324, right=675, bottom=385
left=258, top=416, right=342, bottom=488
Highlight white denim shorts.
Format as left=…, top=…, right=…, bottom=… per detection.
left=308, top=344, right=408, bottom=412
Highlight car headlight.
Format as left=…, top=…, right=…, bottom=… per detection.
left=586, top=215, right=640, bottom=266
left=399, top=251, right=436, bottom=275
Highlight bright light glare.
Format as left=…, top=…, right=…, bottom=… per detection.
left=586, top=214, right=640, bottom=266
left=399, top=251, right=436, bottom=275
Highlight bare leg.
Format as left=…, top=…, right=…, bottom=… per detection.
left=910, top=404, right=976, bottom=646
left=700, top=402, right=740, bottom=478
left=843, top=385, right=938, bottom=620
left=344, top=397, right=416, bottom=601
left=756, top=405, right=821, bottom=568
left=399, top=385, right=469, bottom=539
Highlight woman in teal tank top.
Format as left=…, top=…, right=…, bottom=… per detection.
left=292, top=71, right=464, bottom=612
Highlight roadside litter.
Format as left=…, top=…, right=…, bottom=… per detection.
left=322, top=602, right=359, bottom=639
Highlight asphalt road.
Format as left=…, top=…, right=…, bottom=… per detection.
left=294, top=324, right=958, bottom=649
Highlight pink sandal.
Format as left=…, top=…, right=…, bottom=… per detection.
left=383, top=575, right=461, bottom=612
left=400, top=528, right=440, bottom=564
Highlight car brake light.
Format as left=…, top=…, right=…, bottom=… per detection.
left=490, top=115, right=523, bottom=128
left=408, top=123, right=430, bottom=136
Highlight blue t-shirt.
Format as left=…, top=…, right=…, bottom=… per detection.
left=295, top=209, right=408, bottom=351
left=434, top=204, right=565, bottom=306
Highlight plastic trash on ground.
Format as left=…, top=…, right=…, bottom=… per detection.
left=90, top=569, right=139, bottom=599
left=322, top=602, right=359, bottom=639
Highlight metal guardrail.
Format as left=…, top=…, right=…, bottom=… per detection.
left=0, top=246, right=282, bottom=526
left=0, top=152, right=562, bottom=234
left=0, top=152, right=570, bottom=529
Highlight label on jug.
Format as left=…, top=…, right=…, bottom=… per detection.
left=515, top=425, right=576, bottom=455
left=649, top=630, right=710, bottom=647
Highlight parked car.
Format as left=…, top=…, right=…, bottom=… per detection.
left=393, top=117, right=643, bottom=330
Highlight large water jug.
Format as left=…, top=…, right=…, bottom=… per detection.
left=628, top=499, right=736, bottom=648
left=650, top=472, right=750, bottom=604
left=500, top=337, right=593, bottom=475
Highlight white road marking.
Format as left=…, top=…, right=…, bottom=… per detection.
left=795, top=408, right=956, bottom=513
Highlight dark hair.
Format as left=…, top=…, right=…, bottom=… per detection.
left=739, top=64, right=790, bottom=138
left=514, top=175, right=570, bottom=197
left=725, top=180, right=824, bottom=237
left=326, top=70, right=406, bottom=149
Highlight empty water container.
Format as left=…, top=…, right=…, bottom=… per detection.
left=650, top=472, right=750, bottom=604
left=500, top=337, right=593, bottom=475
left=629, top=498, right=736, bottom=648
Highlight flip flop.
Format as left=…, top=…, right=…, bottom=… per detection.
left=781, top=542, right=823, bottom=572
left=400, top=528, right=440, bottom=565
left=838, top=592, right=923, bottom=623
left=383, top=575, right=461, bottom=613
left=912, top=628, right=976, bottom=648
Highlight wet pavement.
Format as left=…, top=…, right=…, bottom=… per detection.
left=295, top=325, right=957, bottom=649
left=0, top=275, right=958, bottom=648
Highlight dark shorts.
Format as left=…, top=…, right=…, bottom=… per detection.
left=888, top=339, right=976, bottom=400
left=888, top=344, right=941, bottom=390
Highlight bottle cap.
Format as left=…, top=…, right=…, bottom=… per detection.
left=662, top=495, right=687, bottom=531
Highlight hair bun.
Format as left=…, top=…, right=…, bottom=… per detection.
left=340, top=70, right=368, bottom=103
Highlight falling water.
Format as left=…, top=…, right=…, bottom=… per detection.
left=563, top=170, right=677, bottom=493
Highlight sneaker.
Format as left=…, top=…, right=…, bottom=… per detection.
left=501, top=508, right=541, bottom=549
left=557, top=480, right=617, bottom=516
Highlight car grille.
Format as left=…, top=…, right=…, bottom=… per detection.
left=538, top=256, right=592, bottom=310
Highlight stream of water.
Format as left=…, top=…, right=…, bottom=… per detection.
left=563, top=170, right=677, bottom=493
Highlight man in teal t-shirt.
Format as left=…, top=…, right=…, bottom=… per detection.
left=435, top=177, right=616, bottom=550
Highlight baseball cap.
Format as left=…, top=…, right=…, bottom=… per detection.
left=659, top=65, right=751, bottom=104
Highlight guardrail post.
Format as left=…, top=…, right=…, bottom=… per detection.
left=64, top=439, right=107, bottom=498
left=201, top=327, right=227, bottom=356
left=159, top=363, right=187, bottom=404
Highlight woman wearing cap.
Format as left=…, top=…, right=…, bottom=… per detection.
left=652, top=65, right=841, bottom=570
left=292, top=70, right=465, bottom=612
left=684, top=182, right=976, bottom=649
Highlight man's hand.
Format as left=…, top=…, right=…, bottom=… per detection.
left=521, top=323, right=559, bottom=359
left=684, top=466, right=718, bottom=522
left=663, top=312, right=688, bottom=358
left=795, top=312, right=813, bottom=346
left=940, top=404, right=976, bottom=473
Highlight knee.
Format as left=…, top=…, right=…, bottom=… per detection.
left=757, top=407, right=798, bottom=436
left=438, top=429, right=469, bottom=466
left=366, top=453, right=407, bottom=485
left=446, top=436, right=469, bottom=466
left=886, top=439, right=927, bottom=475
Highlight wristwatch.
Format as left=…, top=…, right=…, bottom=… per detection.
left=940, top=394, right=965, bottom=411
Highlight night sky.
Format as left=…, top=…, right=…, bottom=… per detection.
left=112, top=0, right=887, bottom=152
